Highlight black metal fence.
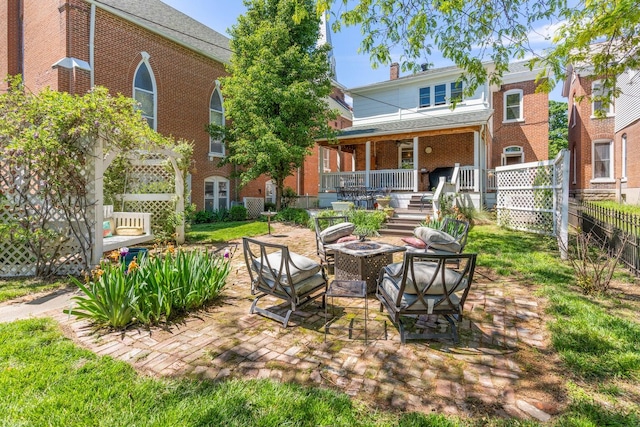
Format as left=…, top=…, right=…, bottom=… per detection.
left=578, top=201, right=640, bottom=276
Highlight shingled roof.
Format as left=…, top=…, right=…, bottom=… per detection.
left=92, top=0, right=231, bottom=64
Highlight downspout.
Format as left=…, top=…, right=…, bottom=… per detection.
left=89, top=3, right=95, bottom=87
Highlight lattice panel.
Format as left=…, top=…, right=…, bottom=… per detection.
left=122, top=200, right=172, bottom=230
left=127, top=155, right=174, bottom=194
left=496, top=164, right=553, bottom=188
left=497, top=208, right=555, bottom=235
left=0, top=156, right=94, bottom=277
left=243, top=197, right=265, bottom=219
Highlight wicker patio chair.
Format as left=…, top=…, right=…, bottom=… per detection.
left=376, top=251, right=477, bottom=343
left=243, top=237, right=328, bottom=328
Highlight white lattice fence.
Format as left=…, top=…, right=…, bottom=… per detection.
left=244, top=197, right=265, bottom=219
left=496, top=151, right=570, bottom=255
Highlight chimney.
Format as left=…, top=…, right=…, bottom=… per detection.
left=390, top=62, right=399, bottom=80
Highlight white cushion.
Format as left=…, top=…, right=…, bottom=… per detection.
left=252, top=251, right=321, bottom=287
left=414, top=227, right=461, bottom=253
left=384, top=261, right=467, bottom=295
left=319, top=222, right=355, bottom=244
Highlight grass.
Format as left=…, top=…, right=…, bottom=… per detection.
left=0, top=318, right=477, bottom=426
left=592, top=200, right=640, bottom=216
left=0, top=278, right=67, bottom=304
left=187, top=221, right=268, bottom=243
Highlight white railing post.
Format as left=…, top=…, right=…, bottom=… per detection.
left=365, top=141, right=371, bottom=187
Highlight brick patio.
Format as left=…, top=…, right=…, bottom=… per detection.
left=51, top=223, right=556, bottom=422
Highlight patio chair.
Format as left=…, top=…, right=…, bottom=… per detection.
left=243, top=237, right=328, bottom=328
left=314, top=216, right=356, bottom=271
left=376, top=252, right=477, bottom=343
left=410, top=218, right=470, bottom=255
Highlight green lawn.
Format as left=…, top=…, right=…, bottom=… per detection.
left=0, top=278, right=67, bottom=304
left=187, top=221, right=268, bottom=243
left=1, top=223, right=638, bottom=425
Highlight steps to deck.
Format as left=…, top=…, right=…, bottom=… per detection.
left=378, top=195, right=430, bottom=236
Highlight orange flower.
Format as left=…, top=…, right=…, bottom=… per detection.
left=127, top=259, right=139, bottom=274
left=165, top=244, right=175, bottom=256
left=107, top=250, right=120, bottom=262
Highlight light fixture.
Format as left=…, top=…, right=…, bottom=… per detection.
left=424, top=146, right=432, bottom=154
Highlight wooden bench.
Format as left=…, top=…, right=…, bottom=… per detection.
left=102, top=206, right=154, bottom=252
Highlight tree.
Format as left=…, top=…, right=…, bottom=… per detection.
left=549, top=100, right=568, bottom=159
left=318, top=0, right=640, bottom=100
left=214, top=0, right=337, bottom=210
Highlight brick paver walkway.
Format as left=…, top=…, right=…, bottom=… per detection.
left=50, top=223, right=556, bottom=422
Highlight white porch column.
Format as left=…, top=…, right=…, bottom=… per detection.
left=337, top=146, right=342, bottom=171
left=413, top=136, right=419, bottom=192
left=319, top=145, right=325, bottom=192
left=473, top=131, right=481, bottom=193
left=170, top=157, right=185, bottom=244
left=365, top=141, right=371, bottom=187
left=92, top=137, right=104, bottom=266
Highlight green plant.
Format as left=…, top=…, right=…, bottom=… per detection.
left=229, top=205, right=247, bottom=221
left=211, top=208, right=229, bottom=222
left=281, top=187, right=298, bottom=209
left=192, top=210, right=214, bottom=224
left=274, top=208, right=309, bottom=226
left=68, top=248, right=231, bottom=328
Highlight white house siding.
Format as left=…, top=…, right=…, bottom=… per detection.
left=615, top=70, right=640, bottom=133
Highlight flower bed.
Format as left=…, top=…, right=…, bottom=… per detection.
left=67, top=246, right=232, bottom=329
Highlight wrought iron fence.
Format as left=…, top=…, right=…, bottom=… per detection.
left=579, top=201, right=640, bottom=276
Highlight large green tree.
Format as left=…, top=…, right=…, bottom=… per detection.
left=216, top=0, right=336, bottom=210
left=318, top=0, right=640, bottom=99
left=549, top=100, right=568, bottom=158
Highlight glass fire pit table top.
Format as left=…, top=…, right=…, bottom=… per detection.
left=326, top=241, right=405, bottom=257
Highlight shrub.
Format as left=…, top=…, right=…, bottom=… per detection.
left=264, top=201, right=276, bottom=212
left=310, top=209, right=386, bottom=236
left=275, top=208, right=309, bottom=226
left=229, top=205, right=247, bottom=221
left=281, top=187, right=298, bottom=209
left=192, top=210, right=214, bottom=224
left=68, top=247, right=232, bottom=328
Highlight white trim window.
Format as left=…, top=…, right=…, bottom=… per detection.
left=323, top=148, right=331, bottom=172
left=418, top=81, right=463, bottom=108
left=592, top=139, right=613, bottom=181
left=501, top=145, right=524, bottom=166
left=204, top=176, right=229, bottom=212
left=209, top=84, right=225, bottom=158
left=621, top=133, right=627, bottom=181
left=503, top=89, right=523, bottom=122
left=133, top=53, right=157, bottom=130
left=591, top=81, right=614, bottom=117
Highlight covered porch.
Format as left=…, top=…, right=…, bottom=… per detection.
left=317, top=114, right=495, bottom=209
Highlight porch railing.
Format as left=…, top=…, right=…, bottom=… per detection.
left=321, top=169, right=414, bottom=192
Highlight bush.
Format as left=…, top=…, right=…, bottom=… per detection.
left=68, top=247, right=232, bottom=328
left=192, top=210, right=214, bottom=224
left=274, top=208, right=309, bottom=226
left=311, top=209, right=387, bottom=236
left=229, top=205, right=247, bottom=221
left=264, top=201, right=276, bottom=212
left=281, top=187, right=298, bottom=209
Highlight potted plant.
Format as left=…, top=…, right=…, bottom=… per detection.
left=375, top=187, right=392, bottom=210
left=354, top=224, right=378, bottom=241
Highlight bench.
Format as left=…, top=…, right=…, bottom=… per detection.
left=102, top=206, right=154, bottom=252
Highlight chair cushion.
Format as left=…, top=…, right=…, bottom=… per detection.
left=379, top=276, right=460, bottom=312
left=336, top=235, right=358, bottom=243
left=319, top=222, right=355, bottom=244
left=115, top=226, right=144, bottom=236
left=265, top=272, right=326, bottom=297
left=384, top=261, right=467, bottom=295
left=401, top=236, right=427, bottom=249
left=252, top=251, right=322, bottom=287
left=414, top=227, right=461, bottom=253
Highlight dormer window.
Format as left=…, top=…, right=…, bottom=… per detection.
left=418, top=81, right=463, bottom=108
left=419, top=87, right=430, bottom=108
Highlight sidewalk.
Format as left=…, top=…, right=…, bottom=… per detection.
left=0, top=288, right=76, bottom=323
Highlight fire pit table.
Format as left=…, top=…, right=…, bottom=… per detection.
left=325, top=241, right=406, bottom=293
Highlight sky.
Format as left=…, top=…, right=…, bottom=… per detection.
left=161, top=1, right=565, bottom=101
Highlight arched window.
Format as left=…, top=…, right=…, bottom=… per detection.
left=209, top=85, right=225, bottom=157
left=501, top=145, right=524, bottom=166
left=621, top=133, right=627, bottom=181
left=133, top=53, right=157, bottom=129
left=204, top=176, right=229, bottom=212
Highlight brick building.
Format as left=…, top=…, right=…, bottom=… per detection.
left=563, top=63, right=640, bottom=203
left=317, top=61, right=549, bottom=209
left=1, top=0, right=351, bottom=213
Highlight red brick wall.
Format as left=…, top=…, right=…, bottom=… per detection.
left=567, top=74, right=615, bottom=195
left=616, top=119, right=640, bottom=189
left=0, top=0, right=23, bottom=90
left=492, top=80, right=549, bottom=169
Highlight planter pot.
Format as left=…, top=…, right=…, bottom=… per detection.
left=121, top=248, right=148, bottom=267
left=376, top=197, right=391, bottom=209
left=383, top=207, right=395, bottom=219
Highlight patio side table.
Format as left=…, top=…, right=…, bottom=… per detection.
left=324, top=279, right=368, bottom=343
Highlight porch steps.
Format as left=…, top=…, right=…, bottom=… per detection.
left=379, top=207, right=427, bottom=237
left=406, top=193, right=434, bottom=211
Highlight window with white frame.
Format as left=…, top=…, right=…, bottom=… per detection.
left=503, top=89, right=523, bottom=122
left=591, top=81, right=614, bottom=117
left=621, top=133, right=627, bottom=181
left=133, top=54, right=156, bottom=129
left=592, top=139, right=613, bottom=180
left=204, top=176, right=229, bottom=212
left=209, top=85, right=225, bottom=157
left=418, top=81, right=463, bottom=108
left=501, top=145, right=524, bottom=166
left=323, top=148, right=330, bottom=172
